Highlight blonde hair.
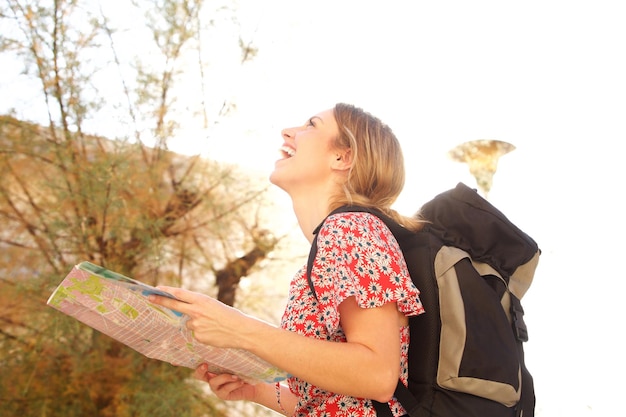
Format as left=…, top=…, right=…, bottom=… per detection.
left=329, top=103, right=424, bottom=231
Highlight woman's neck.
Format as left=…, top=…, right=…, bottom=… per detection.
left=290, top=196, right=333, bottom=244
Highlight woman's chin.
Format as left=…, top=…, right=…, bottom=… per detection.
left=268, top=168, right=286, bottom=189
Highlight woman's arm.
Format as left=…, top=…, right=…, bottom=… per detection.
left=149, top=289, right=402, bottom=402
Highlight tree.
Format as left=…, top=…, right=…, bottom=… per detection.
left=0, top=1, right=282, bottom=416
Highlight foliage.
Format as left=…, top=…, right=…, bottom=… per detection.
left=0, top=0, right=277, bottom=416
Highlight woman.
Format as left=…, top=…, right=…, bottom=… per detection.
left=150, top=103, right=425, bottom=416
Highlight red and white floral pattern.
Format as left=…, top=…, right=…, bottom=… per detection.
left=280, top=212, right=425, bottom=416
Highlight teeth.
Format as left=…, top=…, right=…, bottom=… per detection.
left=280, top=145, right=295, bottom=157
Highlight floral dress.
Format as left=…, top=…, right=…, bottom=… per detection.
left=280, top=211, right=425, bottom=416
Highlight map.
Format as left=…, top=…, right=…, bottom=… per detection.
left=47, top=261, right=288, bottom=384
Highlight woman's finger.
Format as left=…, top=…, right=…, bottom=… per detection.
left=193, top=363, right=210, bottom=381
left=147, top=293, right=193, bottom=315
left=208, top=374, right=245, bottom=397
left=156, top=286, right=204, bottom=304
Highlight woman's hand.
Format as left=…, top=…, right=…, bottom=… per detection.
left=194, top=364, right=258, bottom=402
left=194, top=364, right=297, bottom=415
left=148, top=286, right=253, bottom=349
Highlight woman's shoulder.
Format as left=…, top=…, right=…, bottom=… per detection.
left=318, top=211, right=400, bottom=253
left=325, top=209, right=386, bottom=225
left=324, top=210, right=392, bottom=235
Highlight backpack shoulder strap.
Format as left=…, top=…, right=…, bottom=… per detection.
left=305, top=230, right=321, bottom=300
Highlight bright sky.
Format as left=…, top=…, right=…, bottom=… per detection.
left=2, top=1, right=625, bottom=415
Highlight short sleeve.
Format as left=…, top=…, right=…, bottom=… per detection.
left=310, top=212, right=425, bottom=332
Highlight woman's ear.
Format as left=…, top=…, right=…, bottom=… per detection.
left=332, top=149, right=352, bottom=171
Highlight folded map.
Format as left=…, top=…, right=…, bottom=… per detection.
left=47, top=261, right=288, bottom=383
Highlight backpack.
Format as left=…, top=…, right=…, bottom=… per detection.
left=306, top=182, right=538, bottom=417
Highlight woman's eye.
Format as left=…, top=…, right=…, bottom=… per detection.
left=306, top=118, right=315, bottom=127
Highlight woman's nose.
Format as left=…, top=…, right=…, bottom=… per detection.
left=281, top=127, right=296, bottom=140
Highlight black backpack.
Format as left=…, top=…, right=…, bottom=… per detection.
left=306, top=183, right=538, bottom=417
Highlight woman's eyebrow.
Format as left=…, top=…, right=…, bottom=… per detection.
left=310, top=116, right=324, bottom=124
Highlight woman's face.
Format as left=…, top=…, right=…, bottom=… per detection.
left=270, top=108, right=345, bottom=196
